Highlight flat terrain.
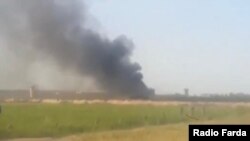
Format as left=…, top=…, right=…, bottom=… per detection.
left=1, top=102, right=250, bottom=141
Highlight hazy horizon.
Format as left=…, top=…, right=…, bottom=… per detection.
left=1, top=0, right=250, bottom=95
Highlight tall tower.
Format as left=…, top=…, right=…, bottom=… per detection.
left=184, top=88, right=189, bottom=96
left=29, top=85, right=36, bottom=99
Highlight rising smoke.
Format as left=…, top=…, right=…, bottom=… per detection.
left=0, top=0, right=154, bottom=98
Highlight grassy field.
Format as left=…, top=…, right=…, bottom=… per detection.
left=65, top=113, right=250, bottom=141
left=0, top=103, right=250, bottom=140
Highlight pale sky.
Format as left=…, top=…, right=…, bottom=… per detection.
left=86, top=0, right=250, bottom=94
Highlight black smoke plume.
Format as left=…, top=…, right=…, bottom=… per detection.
left=0, top=0, right=154, bottom=98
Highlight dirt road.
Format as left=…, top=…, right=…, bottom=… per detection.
left=3, top=138, right=60, bottom=141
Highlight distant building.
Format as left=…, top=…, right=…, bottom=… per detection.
left=29, top=85, right=37, bottom=98
left=184, top=88, right=189, bottom=96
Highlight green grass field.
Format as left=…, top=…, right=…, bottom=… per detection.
left=0, top=103, right=250, bottom=140
left=67, top=114, right=250, bottom=141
